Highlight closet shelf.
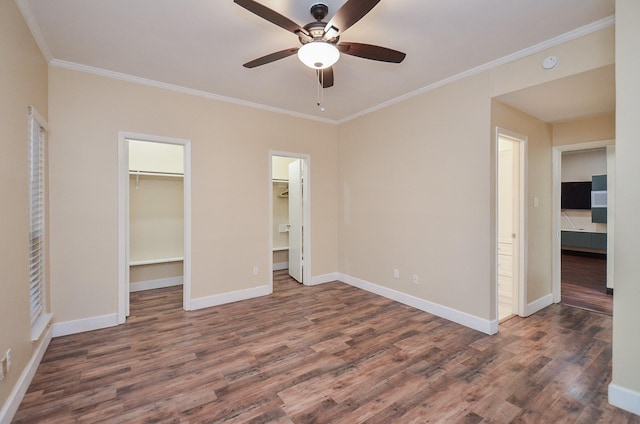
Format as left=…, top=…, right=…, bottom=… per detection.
left=129, top=170, right=183, bottom=178
left=130, top=257, right=184, bottom=266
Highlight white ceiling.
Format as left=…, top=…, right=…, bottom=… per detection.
left=18, top=0, right=615, bottom=123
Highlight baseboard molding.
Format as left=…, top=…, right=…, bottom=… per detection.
left=190, top=285, right=271, bottom=311
left=273, top=262, right=288, bottom=271
left=609, top=383, right=640, bottom=416
left=309, top=272, right=340, bottom=286
left=52, top=313, right=119, bottom=337
left=0, top=326, right=52, bottom=424
left=524, top=293, right=554, bottom=317
left=130, top=276, right=183, bottom=292
left=338, top=273, right=496, bottom=335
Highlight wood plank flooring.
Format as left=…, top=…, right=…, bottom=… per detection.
left=561, top=252, right=612, bottom=315
left=14, top=271, right=638, bottom=423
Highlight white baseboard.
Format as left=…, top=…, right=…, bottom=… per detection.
left=609, top=383, right=640, bottom=416
left=523, top=293, right=554, bottom=317
left=0, top=326, right=52, bottom=424
left=190, top=285, right=271, bottom=311
left=52, top=313, right=119, bottom=337
left=130, top=276, right=183, bottom=292
left=309, top=272, right=340, bottom=286
left=339, top=273, right=496, bottom=335
left=273, top=262, right=288, bottom=271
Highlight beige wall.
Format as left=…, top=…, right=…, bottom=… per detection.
left=552, top=114, right=615, bottom=146
left=338, top=28, right=612, bottom=324
left=129, top=175, right=184, bottom=262
left=272, top=156, right=298, bottom=181
left=129, top=140, right=184, bottom=174
left=561, top=148, right=607, bottom=182
left=48, top=67, right=338, bottom=322
left=339, top=73, right=494, bottom=320
left=0, top=0, right=49, bottom=408
left=492, top=101, right=553, bottom=307
left=130, top=261, right=183, bottom=283
left=612, top=0, right=640, bottom=399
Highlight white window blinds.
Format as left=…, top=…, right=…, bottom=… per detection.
left=28, top=106, right=47, bottom=331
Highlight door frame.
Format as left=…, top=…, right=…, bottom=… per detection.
left=269, top=151, right=311, bottom=288
left=551, top=139, right=614, bottom=303
left=495, top=127, right=527, bottom=321
left=118, top=131, right=192, bottom=323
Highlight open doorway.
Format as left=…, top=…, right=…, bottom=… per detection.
left=552, top=141, right=614, bottom=315
left=496, top=128, right=526, bottom=323
left=118, top=132, right=192, bottom=323
left=270, top=152, right=310, bottom=287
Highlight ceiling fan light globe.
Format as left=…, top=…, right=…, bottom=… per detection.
left=298, top=42, right=340, bottom=69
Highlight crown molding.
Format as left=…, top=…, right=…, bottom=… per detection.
left=337, top=15, right=615, bottom=124
left=49, top=59, right=338, bottom=125
left=15, top=0, right=53, bottom=62
left=45, top=14, right=613, bottom=126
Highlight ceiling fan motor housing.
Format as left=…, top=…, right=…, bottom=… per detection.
left=310, top=3, right=329, bottom=21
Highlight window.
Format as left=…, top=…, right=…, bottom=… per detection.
left=28, top=106, right=51, bottom=340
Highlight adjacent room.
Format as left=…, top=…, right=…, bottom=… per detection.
left=2, top=0, right=639, bottom=422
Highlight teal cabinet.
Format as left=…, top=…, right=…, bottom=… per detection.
left=592, top=174, right=607, bottom=223
left=561, top=231, right=607, bottom=252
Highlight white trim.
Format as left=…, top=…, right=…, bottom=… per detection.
left=52, top=314, right=119, bottom=337
left=42, top=17, right=613, bottom=126
left=118, top=132, right=192, bottom=321
left=310, top=273, right=340, bottom=286
left=130, top=276, right=183, bottom=292
left=273, top=262, right=289, bottom=271
left=190, top=285, right=271, bottom=311
left=15, top=0, right=53, bottom=62
left=608, top=384, right=640, bottom=416
left=551, top=139, right=615, bottom=304
left=337, top=16, right=615, bottom=124
left=339, top=273, right=497, bottom=335
left=30, top=312, right=52, bottom=342
left=523, top=294, right=554, bottom=317
left=0, top=327, right=52, bottom=424
left=50, top=59, right=336, bottom=125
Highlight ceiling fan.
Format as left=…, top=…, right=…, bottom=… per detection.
left=234, top=0, right=406, bottom=88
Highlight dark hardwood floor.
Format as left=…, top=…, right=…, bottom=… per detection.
left=14, top=271, right=638, bottom=423
left=561, top=252, right=612, bottom=315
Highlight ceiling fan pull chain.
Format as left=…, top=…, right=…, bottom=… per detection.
left=317, top=69, right=325, bottom=112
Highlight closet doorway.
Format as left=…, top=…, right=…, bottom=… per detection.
left=270, top=153, right=310, bottom=285
left=118, top=133, right=192, bottom=323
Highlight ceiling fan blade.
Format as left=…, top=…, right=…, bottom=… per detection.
left=234, top=0, right=308, bottom=35
left=317, top=67, right=334, bottom=88
left=324, top=0, right=381, bottom=34
left=243, top=48, right=299, bottom=68
left=339, top=42, right=406, bottom=63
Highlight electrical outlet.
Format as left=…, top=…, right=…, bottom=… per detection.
left=393, top=269, right=400, bottom=279
left=412, top=274, right=419, bottom=284
left=5, top=349, right=10, bottom=372
left=252, top=266, right=259, bottom=276
left=0, top=356, right=5, bottom=382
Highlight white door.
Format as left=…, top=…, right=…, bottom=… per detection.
left=497, top=133, right=523, bottom=321
left=288, top=159, right=303, bottom=283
